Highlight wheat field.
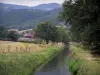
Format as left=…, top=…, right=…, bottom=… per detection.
left=0, top=41, right=50, bottom=53
left=0, top=41, right=63, bottom=53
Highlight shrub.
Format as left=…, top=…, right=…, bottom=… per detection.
left=8, top=30, right=19, bottom=41
left=33, top=38, right=43, bottom=44
left=68, top=59, right=81, bottom=75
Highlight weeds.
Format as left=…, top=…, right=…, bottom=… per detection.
left=0, top=41, right=50, bottom=53
left=68, top=45, right=100, bottom=75
left=0, top=42, right=63, bottom=75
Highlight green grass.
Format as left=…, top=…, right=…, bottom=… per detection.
left=0, top=45, right=63, bottom=75
left=68, top=44, right=100, bottom=75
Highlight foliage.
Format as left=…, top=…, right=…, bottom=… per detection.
left=35, top=21, right=57, bottom=43
left=0, top=26, right=8, bottom=40
left=0, top=26, right=19, bottom=41
left=68, top=58, right=81, bottom=75
left=69, top=45, right=100, bottom=75
left=8, top=30, right=19, bottom=41
left=35, top=21, right=69, bottom=44
left=0, top=8, right=62, bottom=29
left=60, top=0, right=100, bottom=51
left=41, top=40, right=47, bottom=45
left=56, top=26, right=69, bottom=43
left=33, top=38, right=43, bottom=44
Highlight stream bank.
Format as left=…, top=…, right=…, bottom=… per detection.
left=34, top=46, right=70, bottom=75
left=0, top=45, right=63, bottom=75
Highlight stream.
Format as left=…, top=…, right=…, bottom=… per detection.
left=34, top=46, right=70, bottom=75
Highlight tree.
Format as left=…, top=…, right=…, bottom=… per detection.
left=60, top=0, right=100, bottom=51
left=0, top=26, right=8, bottom=40
left=35, top=21, right=69, bottom=44
left=55, top=26, right=69, bottom=43
left=8, top=30, right=19, bottom=41
left=35, top=21, right=57, bottom=44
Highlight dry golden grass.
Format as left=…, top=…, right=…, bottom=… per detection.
left=0, top=41, right=63, bottom=53
left=70, top=45, right=100, bottom=75
left=0, top=41, right=63, bottom=75
left=0, top=41, right=49, bottom=53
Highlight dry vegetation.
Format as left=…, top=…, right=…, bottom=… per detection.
left=0, top=40, right=64, bottom=75
left=0, top=41, right=47, bottom=53
left=0, top=41, right=63, bottom=53
left=69, top=45, right=100, bottom=75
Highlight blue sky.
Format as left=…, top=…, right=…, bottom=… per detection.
left=0, top=0, right=64, bottom=6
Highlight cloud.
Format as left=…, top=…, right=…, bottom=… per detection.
left=0, top=0, right=64, bottom=6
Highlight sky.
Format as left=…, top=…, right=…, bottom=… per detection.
left=0, top=0, right=64, bottom=6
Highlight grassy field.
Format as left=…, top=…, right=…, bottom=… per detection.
left=0, top=41, right=64, bottom=75
left=0, top=41, right=50, bottom=53
left=68, top=44, right=100, bottom=75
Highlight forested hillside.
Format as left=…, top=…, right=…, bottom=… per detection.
left=21, top=8, right=62, bottom=29
left=0, top=3, right=29, bottom=10
left=0, top=3, right=62, bottom=29
left=0, top=9, right=48, bottom=29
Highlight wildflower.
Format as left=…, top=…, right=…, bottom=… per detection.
left=68, top=50, right=72, bottom=55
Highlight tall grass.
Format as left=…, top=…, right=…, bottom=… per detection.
left=68, top=45, right=100, bottom=75
left=0, top=42, right=64, bottom=75
left=0, top=41, right=49, bottom=53
left=0, top=46, right=63, bottom=75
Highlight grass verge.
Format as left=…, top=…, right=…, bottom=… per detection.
left=0, top=45, right=63, bottom=75
left=68, top=44, right=100, bottom=75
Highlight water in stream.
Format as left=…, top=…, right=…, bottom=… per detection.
left=34, top=47, right=70, bottom=75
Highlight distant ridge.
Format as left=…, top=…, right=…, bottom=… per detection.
left=0, top=3, right=29, bottom=10
left=32, top=3, right=61, bottom=10
left=0, top=3, right=62, bottom=29
left=0, top=3, right=61, bottom=10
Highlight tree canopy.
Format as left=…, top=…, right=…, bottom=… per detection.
left=0, top=26, right=8, bottom=40
left=35, top=21, right=69, bottom=44
left=8, top=30, right=19, bottom=41
left=60, top=0, right=100, bottom=50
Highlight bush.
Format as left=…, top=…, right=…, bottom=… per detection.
left=68, top=58, right=81, bottom=75
left=8, top=30, right=19, bottom=41
left=41, top=40, right=47, bottom=45
left=0, top=26, right=8, bottom=40
left=69, top=45, right=100, bottom=75
left=33, top=38, right=43, bottom=44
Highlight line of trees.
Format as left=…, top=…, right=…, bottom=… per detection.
left=0, top=21, right=69, bottom=44
left=59, top=0, right=100, bottom=52
left=35, top=21, right=69, bottom=44
left=0, top=26, right=19, bottom=41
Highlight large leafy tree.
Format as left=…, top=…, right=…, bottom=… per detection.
left=8, top=30, right=19, bottom=41
left=0, top=26, right=8, bottom=40
left=60, top=0, right=100, bottom=50
left=35, top=21, right=57, bottom=43
left=55, top=26, right=69, bottom=44
left=35, top=21, right=69, bottom=44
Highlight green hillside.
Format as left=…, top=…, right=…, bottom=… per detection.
left=0, top=8, right=62, bottom=29
left=0, top=9, right=47, bottom=29
left=21, top=8, right=62, bottom=29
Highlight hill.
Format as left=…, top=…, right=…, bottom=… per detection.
left=21, top=8, right=62, bottom=29
left=0, top=3, right=61, bottom=11
left=0, top=3, right=29, bottom=10
left=0, top=9, right=48, bottom=29
left=0, top=3, right=62, bottom=30
left=32, top=3, right=61, bottom=11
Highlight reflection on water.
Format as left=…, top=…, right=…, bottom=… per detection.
left=34, top=46, right=70, bottom=75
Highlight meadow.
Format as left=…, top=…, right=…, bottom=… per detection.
left=0, top=41, right=64, bottom=75
left=0, top=41, right=50, bottom=53
left=68, top=44, right=100, bottom=75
